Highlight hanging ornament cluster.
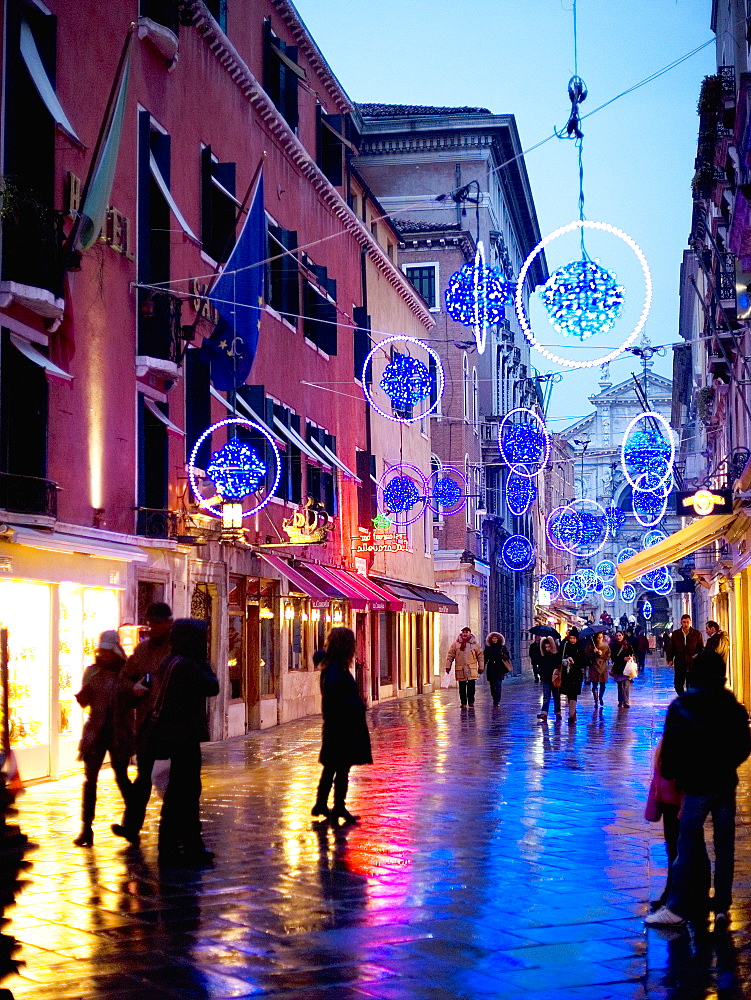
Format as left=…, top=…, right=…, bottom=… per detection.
left=379, top=353, right=433, bottom=410
left=621, top=583, right=637, bottom=603
left=546, top=499, right=608, bottom=557
left=540, top=258, right=624, bottom=341
left=444, top=241, right=513, bottom=354
left=501, top=534, right=535, bottom=572
left=539, top=574, right=561, bottom=599
left=506, top=472, right=537, bottom=517
left=574, top=567, right=598, bottom=592
left=499, top=408, right=550, bottom=478
left=561, top=576, right=586, bottom=603
left=595, top=559, right=616, bottom=582
left=362, top=336, right=444, bottom=425
left=604, top=506, right=627, bottom=537
left=620, top=412, right=675, bottom=529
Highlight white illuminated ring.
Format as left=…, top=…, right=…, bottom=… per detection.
left=498, top=407, right=550, bottom=478
left=620, top=411, right=675, bottom=492
left=377, top=463, right=428, bottom=526
left=189, top=418, right=281, bottom=519
left=362, top=336, right=444, bottom=424
left=473, top=240, right=488, bottom=355
left=514, top=219, right=652, bottom=369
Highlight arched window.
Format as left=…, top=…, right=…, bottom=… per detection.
left=472, top=367, right=479, bottom=430
left=462, top=354, right=469, bottom=421
left=465, top=454, right=472, bottom=525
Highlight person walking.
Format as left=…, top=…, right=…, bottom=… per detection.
left=112, top=602, right=173, bottom=844
left=635, top=627, right=650, bottom=674
left=587, top=631, right=611, bottom=707
left=138, top=618, right=219, bottom=866
left=666, top=614, right=704, bottom=694
left=73, top=631, right=134, bottom=847
left=311, top=627, right=372, bottom=824
left=705, top=620, right=729, bottom=663
left=559, top=628, right=585, bottom=724
left=646, top=652, right=751, bottom=928
left=528, top=637, right=542, bottom=683
left=537, top=636, right=561, bottom=721
left=610, top=630, right=635, bottom=707
left=446, top=627, right=484, bottom=707
left=645, top=738, right=686, bottom=911
left=484, top=632, right=511, bottom=707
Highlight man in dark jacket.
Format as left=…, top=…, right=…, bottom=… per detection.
left=666, top=614, right=704, bottom=694
left=705, top=620, right=729, bottom=663
left=646, top=652, right=751, bottom=927
left=528, top=638, right=542, bottom=683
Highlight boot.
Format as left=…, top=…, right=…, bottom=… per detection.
left=331, top=806, right=359, bottom=824
left=311, top=799, right=330, bottom=818
left=73, top=827, right=93, bottom=847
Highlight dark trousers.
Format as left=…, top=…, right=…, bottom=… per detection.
left=81, top=745, right=131, bottom=830
left=120, top=753, right=155, bottom=837
left=591, top=681, right=606, bottom=701
left=660, top=803, right=680, bottom=904
left=316, top=764, right=351, bottom=811
left=540, top=680, right=561, bottom=716
left=668, top=791, right=734, bottom=916
left=159, top=742, right=204, bottom=856
left=673, top=665, right=686, bottom=695
left=489, top=676, right=503, bottom=705
left=637, top=650, right=647, bottom=673
left=458, top=679, right=476, bottom=705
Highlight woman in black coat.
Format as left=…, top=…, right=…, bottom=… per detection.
left=537, top=636, right=562, bottom=720
left=484, top=632, right=511, bottom=707
left=312, top=627, right=372, bottom=824
left=559, top=628, right=586, bottom=724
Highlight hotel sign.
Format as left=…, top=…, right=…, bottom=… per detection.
left=675, top=488, right=733, bottom=517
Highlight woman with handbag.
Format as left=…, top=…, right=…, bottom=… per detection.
left=536, top=636, right=561, bottom=721
left=483, top=632, right=511, bottom=707
left=559, top=628, right=586, bottom=724
left=610, top=630, right=636, bottom=707
left=588, top=632, right=611, bottom=707
left=445, top=627, right=484, bottom=707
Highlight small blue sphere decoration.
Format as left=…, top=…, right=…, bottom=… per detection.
left=561, top=577, right=586, bottom=603
left=433, top=476, right=463, bottom=510
left=623, top=427, right=672, bottom=481
left=379, top=353, right=433, bottom=410
left=642, top=529, right=668, bottom=549
left=640, top=567, right=666, bottom=590
left=594, top=578, right=604, bottom=593
left=604, top=506, right=627, bottom=537
left=602, top=585, right=616, bottom=602
left=596, top=559, right=617, bottom=582
left=501, top=423, right=547, bottom=467
left=383, top=475, right=422, bottom=513
left=617, top=546, right=638, bottom=564
left=621, top=583, right=637, bottom=603
left=206, top=439, right=267, bottom=501
left=501, top=534, right=535, bottom=571
left=575, top=568, right=598, bottom=592
left=445, top=260, right=513, bottom=327
left=540, top=258, right=625, bottom=340
left=539, top=574, right=560, bottom=598
left=652, top=569, right=673, bottom=596
left=547, top=505, right=582, bottom=551
left=506, top=472, right=537, bottom=516
left=642, top=599, right=653, bottom=620
left=632, top=488, right=667, bottom=526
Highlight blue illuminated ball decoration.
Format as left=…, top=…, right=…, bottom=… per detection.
left=594, top=578, right=604, bottom=593
left=561, top=577, right=586, bottom=603
left=596, top=559, right=617, bottom=582
left=617, top=546, right=638, bottom=564
left=501, top=424, right=547, bottom=467
left=578, top=511, right=605, bottom=546
left=501, top=534, right=535, bottom=572
left=539, top=574, right=560, bottom=598
left=506, top=472, right=537, bottom=517
left=564, top=499, right=609, bottom=557
left=379, top=353, right=432, bottom=410
left=621, top=583, right=637, bottom=603
left=621, top=412, right=675, bottom=491
left=602, top=585, right=616, bottom=602
left=641, top=567, right=666, bottom=590
left=539, top=259, right=625, bottom=341
left=575, top=568, right=598, bottom=592
left=642, top=599, right=653, bottom=620
left=206, top=439, right=267, bottom=501
left=445, top=260, right=512, bottom=327
left=642, top=529, right=668, bottom=549
left=653, top=572, right=673, bottom=596
left=383, top=475, right=422, bottom=513
left=547, top=505, right=582, bottom=552
left=605, top=506, right=627, bottom=537
left=632, top=488, right=667, bottom=527
left=433, top=477, right=463, bottom=509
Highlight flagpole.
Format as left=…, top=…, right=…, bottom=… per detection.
left=65, top=23, right=136, bottom=267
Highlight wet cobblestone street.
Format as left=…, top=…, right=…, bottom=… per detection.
left=5, top=658, right=751, bottom=1000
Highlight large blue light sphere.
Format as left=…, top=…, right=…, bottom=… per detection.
left=445, top=261, right=513, bottom=327
left=433, top=476, right=463, bottom=509
left=506, top=473, right=537, bottom=516
left=540, top=258, right=625, bottom=340
left=379, top=353, right=433, bottom=410
left=502, top=423, right=547, bottom=466
left=621, top=583, right=637, bottom=603
left=206, top=439, right=267, bottom=500
left=624, top=427, right=672, bottom=478
left=561, top=577, right=586, bottom=603
left=501, top=534, right=535, bottom=571
left=383, top=475, right=422, bottom=513
left=539, top=574, right=560, bottom=597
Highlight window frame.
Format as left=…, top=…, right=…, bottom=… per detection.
left=404, top=262, right=439, bottom=311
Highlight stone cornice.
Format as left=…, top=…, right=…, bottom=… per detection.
left=398, top=230, right=475, bottom=261
left=184, top=1, right=433, bottom=328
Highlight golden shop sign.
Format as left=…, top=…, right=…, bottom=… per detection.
left=675, top=488, right=733, bottom=517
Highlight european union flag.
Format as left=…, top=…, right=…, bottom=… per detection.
left=201, top=173, right=265, bottom=390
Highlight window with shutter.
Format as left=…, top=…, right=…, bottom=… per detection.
left=185, top=349, right=212, bottom=469
left=316, top=108, right=352, bottom=187
left=353, top=306, right=371, bottom=384
left=201, top=145, right=237, bottom=263
left=303, top=282, right=338, bottom=356
left=263, top=19, right=304, bottom=130
left=267, top=224, right=299, bottom=320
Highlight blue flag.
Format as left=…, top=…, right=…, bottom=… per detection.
left=201, top=173, right=265, bottom=390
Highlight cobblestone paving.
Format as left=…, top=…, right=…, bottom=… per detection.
left=4, top=657, right=751, bottom=999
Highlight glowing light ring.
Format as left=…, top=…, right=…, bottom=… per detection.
left=632, top=488, right=668, bottom=527
left=641, top=567, right=667, bottom=590
left=620, top=412, right=675, bottom=491
left=377, top=463, right=427, bottom=526
left=642, top=600, right=653, bottom=620
left=499, top=407, right=550, bottom=478
left=363, top=336, right=444, bottom=424
left=596, top=559, right=617, bottom=582
left=546, top=504, right=582, bottom=552
left=540, top=259, right=625, bottom=341
left=602, top=585, right=616, bottom=602
left=506, top=471, right=537, bottom=516
left=426, top=467, right=468, bottom=516
left=575, top=568, right=598, bottom=592
left=379, top=353, right=433, bottom=409
left=514, top=219, right=652, bottom=369
left=642, top=529, right=668, bottom=549
left=189, top=418, right=281, bottom=519
left=617, top=547, right=638, bottom=564
left=501, top=534, right=535, bottom=572
left=634, top=470, right=674, bottom=498
left=474, top=241, right=488, bottom=354
left=539, top=574, right=560, bottom=598
left=621, top=583, right=637, bottom=603
left=653, top=571, right=674, bottom=596
left=560, top=499, right=609, bottom=557
left=561, top=577, right=586, bottom=603
left=605, top=506, right=627, bottom=537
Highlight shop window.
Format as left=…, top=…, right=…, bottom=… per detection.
left=185, top=348, right=212, bottom=469
left=0, top=331, right=50, bottom=514
left=136, top=395, right=169, bottom=536
left=2, top=2, right=63, bottom=297
left=378, top=612, right=393, bottom=684
left=201, top=145, right=237, bottom=264
left=303, top=280, right=338, bottom=356
left=316, top=109, right=351, bottom=187
left=285, top=595, right=310, bottom=671
left=353, top=306, right=371, bottom=384
left=263, top=18, right=303, bottom=130
left=405, top=264, right=437, bottom=309
left=257, top=579, right=277, bottom=696
left=228, top=576, right=245, bottom=700
left=266, top=223, right=299, bottom=320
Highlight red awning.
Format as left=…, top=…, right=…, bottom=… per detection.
left=259, top=553, right=332, bottom=609
left=347, top=571, right=404, bottom=611
left=301, top=563, right=370, bottom=610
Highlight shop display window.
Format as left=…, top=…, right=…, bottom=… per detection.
left=0, top=581, right=51, bottom=749
left=286, top=595, right=311, bottom=671
left=228, top=576, right=245, bottom=701
left=259, top=580, right=277, bottom=696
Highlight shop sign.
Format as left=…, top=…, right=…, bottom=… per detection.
left=675, top=488, right=733, bottom=516
left=282, top=498, right=331, bottom=545
left=353, top=525, right=409, bottom=554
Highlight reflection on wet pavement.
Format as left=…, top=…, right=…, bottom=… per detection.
left=5, top=660, right=751, bottom=999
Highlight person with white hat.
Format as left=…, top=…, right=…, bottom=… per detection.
left=73, top=629, right=134, bottom=846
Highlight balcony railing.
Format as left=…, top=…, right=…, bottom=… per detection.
left=1, top=194, right=64, bottom=299
left=0, top=471, right=57, bottom=518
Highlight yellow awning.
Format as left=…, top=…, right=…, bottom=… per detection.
left=616, top=513, right=739, bottom=587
